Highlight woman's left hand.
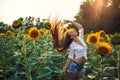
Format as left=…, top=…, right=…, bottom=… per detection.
left=63, top=20, right=71, bottom=24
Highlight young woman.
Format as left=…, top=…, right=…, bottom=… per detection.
left=51, top=19, right=87, bottom=80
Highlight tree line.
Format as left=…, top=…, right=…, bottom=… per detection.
left=74, top=0, right=120, bottom=34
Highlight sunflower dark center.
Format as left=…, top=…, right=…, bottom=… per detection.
left=90, top=36, right=97, bottom=43
left=30, top=30, right=39, bottom=38
left=99, top=46, right=108, bottom=54
left=100, top=32, right=105, bottom=37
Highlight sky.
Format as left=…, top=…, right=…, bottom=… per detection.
left=0, top=0, right=84, bottom=24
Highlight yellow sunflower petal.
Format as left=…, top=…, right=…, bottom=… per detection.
left=39, top=30, right=45, bottom=35
left=0, top=33, right=5, bottom=36
left=104, top=34, right=110, bottom=41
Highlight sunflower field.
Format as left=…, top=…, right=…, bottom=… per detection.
left=0, top=17, right=120, bottom=80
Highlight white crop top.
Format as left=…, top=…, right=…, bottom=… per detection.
left=68, top=28, right=87, bottom=60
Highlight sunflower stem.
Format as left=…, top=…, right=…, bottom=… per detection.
left=117, top=45, right=120, bottom=80
left=33, top=40, right=37, bottom=54
left=21, top=33, right=32, bottom=80
left=100, top=56, right=104, bottom=80
left=101, top=57, right=104, bottom=80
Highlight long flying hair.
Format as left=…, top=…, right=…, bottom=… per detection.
left=51, top=18, right=73, bottom=52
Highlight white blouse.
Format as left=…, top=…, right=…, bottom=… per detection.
left=68, top=28, right=87, bottom=60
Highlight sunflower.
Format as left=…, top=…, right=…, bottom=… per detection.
left=0, top=33, right=5, bottom=36
left=104, top=34, right=110, bottom=41
left=98, top=30, right=106, bottom=38
left=28, top=27, right=40, bottom=40
left=68, top=28, right=76, bottom=31
left=62, top=27, right=68, bottom=33
left=97, top=42, right=112, bottom=57
left=45, top=29, right=50, bottom=35
left=6, top=30, right=14, bottom=36
left=86, top=33, right=100, bottom=45
left=24, top=34, right=29, bottom=38
left=39, top=30, right=45, bottom=35
left=45, top=22, right=51, bottom=29
left=12, top=20, right=22, bottom=29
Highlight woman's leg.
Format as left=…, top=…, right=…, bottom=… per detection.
left=77, top=72, right=85, bottom=79
left=66, top=72, right=78, bottom=80
left=72, top=72, right=79, bottom=80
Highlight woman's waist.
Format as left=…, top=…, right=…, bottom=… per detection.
left=74, top=56, right=86, bottom=65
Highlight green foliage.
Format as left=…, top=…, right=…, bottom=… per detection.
left=84, top=43, right=118, bottom=80
left=0, top=17, right=119, bottom=80
left=111, top=32, right=120, bottom=45
left=0, top=17, right=68, bottom=80
left=0, top=22, right=11, bottom=33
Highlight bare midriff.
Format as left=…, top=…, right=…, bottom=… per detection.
left=74, top=56, right=86, bottom=65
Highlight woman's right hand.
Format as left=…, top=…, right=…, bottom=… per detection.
left=61, top=70, right=67, bottom=77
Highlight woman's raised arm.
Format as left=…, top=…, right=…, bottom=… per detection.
left=64, top=20, right=83, bottom=29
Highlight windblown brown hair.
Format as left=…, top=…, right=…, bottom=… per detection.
left=51, top=19, right=73, bottom=52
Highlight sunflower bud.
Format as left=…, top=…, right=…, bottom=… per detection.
left=12, top=20, right=22, bottom=29
left=111, top=33, right=120, bottom=45
left=45, top=22, right=51, bottom=29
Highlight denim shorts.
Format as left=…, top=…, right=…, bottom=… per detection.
left=67, top=60, right=85, bottom=72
